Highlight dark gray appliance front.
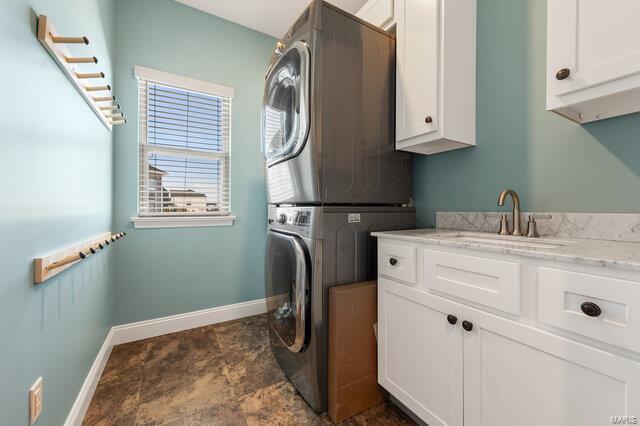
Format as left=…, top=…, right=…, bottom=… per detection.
left=265, top=205, right=415, bottom=413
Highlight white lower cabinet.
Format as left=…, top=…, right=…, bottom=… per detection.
left=463, top=308, right=640, bottom=426
left=378, top=278, right=464, bottom=426
left=377, top=241, right=640, bottom=424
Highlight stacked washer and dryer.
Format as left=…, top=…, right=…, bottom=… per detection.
left=261, top=1, right=415, bottom=413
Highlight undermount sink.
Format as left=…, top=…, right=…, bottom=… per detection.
left=440, top=232, right=575, bottom=250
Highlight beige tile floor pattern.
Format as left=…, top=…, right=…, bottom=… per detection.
left=83, top=314, right=415, bottom=425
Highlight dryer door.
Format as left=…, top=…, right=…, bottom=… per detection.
left=262, top=41, right=310, bottom=167
left=265, top=230, right=310, bottom=353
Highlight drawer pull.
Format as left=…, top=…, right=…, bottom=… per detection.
left=447, top=314, right=458, bottom=325
left=580, top=302, right=602, bottom=318
left=462, top=320, right=473, bottom=332
left=389, top=258, right=398, bottom=266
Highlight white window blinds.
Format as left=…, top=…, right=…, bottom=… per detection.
left=136, top=66, right=233, bottom=217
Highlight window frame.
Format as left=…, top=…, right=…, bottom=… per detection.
left=131, top=66, right=235, bottom=229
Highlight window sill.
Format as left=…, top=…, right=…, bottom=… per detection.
left=131, top=215, right=236, bottom=229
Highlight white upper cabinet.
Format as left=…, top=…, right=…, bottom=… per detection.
left=395, top=0, right=476, bottom=155
left=356, top=0, right=395, bottom=30
left=395, top=0, right=439, bottom=146
left=356, top=0, right=476, bottom=155
left=547, top=0, right=640, bottom=123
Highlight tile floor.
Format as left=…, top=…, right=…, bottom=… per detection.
left=83, top=314, right=415, bottom=425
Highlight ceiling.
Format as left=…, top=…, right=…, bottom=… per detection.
left=174, top=0, right=369, bottom=38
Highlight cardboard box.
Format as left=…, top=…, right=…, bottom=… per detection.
left=328, top=281, right=385, bottom=423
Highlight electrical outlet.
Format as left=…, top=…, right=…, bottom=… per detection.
left=29, top=377, right=43, bottom=425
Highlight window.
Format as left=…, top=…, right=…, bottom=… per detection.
left=132, top=66, right=234, bottom=228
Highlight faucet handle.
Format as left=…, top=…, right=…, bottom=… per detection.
left=498, top=214, right=510, bottom=235
left=525, top=215, right=539, bottom=238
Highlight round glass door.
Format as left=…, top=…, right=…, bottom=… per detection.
left=262, top=41, right=310, bottom=167
left=265, top=230, right=309, bottom=353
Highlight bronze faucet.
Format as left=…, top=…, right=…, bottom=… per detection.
left=498, top=189, right=522, bottom=236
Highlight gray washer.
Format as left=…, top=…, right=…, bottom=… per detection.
left=266, top=205, right=415, bottom=412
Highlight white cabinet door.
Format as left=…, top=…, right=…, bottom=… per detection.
left=394, top=0, right=476, bottom=155
left=463, top=307, right=640, bottom=426
left=548, top=0, right=640, bottom=97
left=547, top=0, right=640, bottom=122
left=395, top=0, right=439, bottom=143
left=378, top=277, right=464, bottom=426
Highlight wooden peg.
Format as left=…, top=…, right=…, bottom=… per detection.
left=45, top=253, right=83, bottom=271
left=106, top=112, right=123, bottom=118
left=66, top=56, right=98, bottom=64
left=93, top=96, right=115, bottom=102
left=76, top=72, right=105, bottom=79
left=37, top=15, right=113, bottom=129
left=111, top=118, right=127, bottom=125
left=34, top=232, right=115, bottom=283
left=52, top=35, right=89, bottom=45
left=99, top=104, right=120, bottom=111
left=85, top=85, right=111, bottom=92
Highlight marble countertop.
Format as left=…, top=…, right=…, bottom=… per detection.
left=371, top=229, right=640, bottom=272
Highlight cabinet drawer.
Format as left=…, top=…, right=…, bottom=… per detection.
left=539, top=267, right=640, bottom=353
left=378, top=241, right=416, bottom=284
left=424, top=250, right=522, bottom=315
left=357, top=0, right=394, bottom=28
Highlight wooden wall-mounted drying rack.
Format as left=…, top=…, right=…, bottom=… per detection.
left=34, top=232, right=126, bottom=284
left=37, top=15, right=126, bottom=130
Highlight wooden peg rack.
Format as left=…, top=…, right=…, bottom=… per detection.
left=37, top=15, right=126, bottom=130
left=34, top=231, right=126, bottom=284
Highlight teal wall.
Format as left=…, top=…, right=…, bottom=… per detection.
left=112, top=0, right=276, bottom=324
left=413, top=0, right=640, bottom=228
left=5, top=0, right=640, bottom=422
left=0, top=0, right=115, bottom=424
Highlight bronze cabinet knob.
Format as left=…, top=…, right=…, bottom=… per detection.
left=580, top=302, right=601, bottom=318
left=425, top=116, right=433, bottom=124
left=556, top=68, right=570, bottom=80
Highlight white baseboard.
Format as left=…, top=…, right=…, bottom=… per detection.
left=64, top=297, right=268, bottom=425
left=64, top=329, right=114, bottom=426
left=111, top=298, right=268, bottom=345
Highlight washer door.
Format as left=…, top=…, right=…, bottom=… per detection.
left=265, top=230, right=309, bottom=353
left=262, top=41, right=311, bottom=167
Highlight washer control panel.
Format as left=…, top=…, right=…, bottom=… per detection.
left=268, top=206, right=318, bottom=238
